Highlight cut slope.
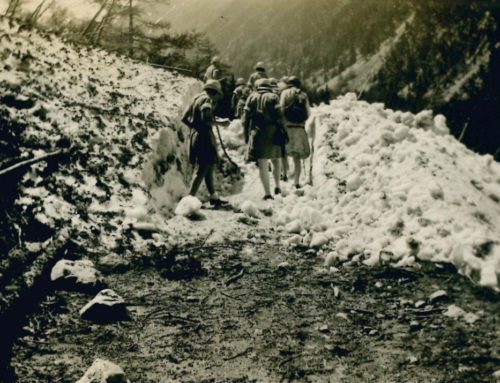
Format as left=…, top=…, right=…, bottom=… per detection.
left=0, top=17, right=197, bottom=253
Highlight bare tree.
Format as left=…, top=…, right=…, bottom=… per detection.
left=4, top=0, right=24, bottom=18
left=81, top=0, right=109, bottom=37
left=128, top=0, right=133, bottom=56
left=95, top=0, right=117, bottom=45
left=28, top=0, right=55, bottom=27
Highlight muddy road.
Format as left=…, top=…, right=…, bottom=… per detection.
left=8, top=222, right=500, bottom=383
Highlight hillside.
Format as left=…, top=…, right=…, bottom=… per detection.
left=164, top=0, right=406, bottom=80
left=163, top=0, right=499, bottom=157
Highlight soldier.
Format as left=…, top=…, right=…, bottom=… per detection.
left=242, top=79, right=287, bottom=200
left=203, top=56, right=221, bottom=82
left=231, top=77, right=251, bottom=119
left=280, top=76, right=311, bottom=189
left=247, top=61, right=268, bottom=90
left=181, top=80, right=228, bottom=207
left=269, top=77, right=279, bottom=95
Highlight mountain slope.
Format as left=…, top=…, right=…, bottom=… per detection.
left=163, top=0, right=499, bottom=157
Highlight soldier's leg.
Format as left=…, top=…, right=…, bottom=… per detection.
left=257, top=159, right=272, bottom=198
left=204, top=164, right=216, bottom=196
left=293, top=155, right=301, bottom=187
left=189, top=163, right=208, bottom=196
left=271, top=158, right=281, bottom=192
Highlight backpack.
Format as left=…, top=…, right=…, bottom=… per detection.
left=283, top=89, right=308, bottom=124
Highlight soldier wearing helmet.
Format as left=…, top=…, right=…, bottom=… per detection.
left=242, top=78, right=287, bottom=200
left=232, top=77, right=251, bottom=119
left=181, top=79, right=227, bottom=207
left=247, top=61, right=268, bottom=90
left=203, top=56, right=222, bottom=82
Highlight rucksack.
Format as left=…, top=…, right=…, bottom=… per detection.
left=283, top=89, right=308, bottom=124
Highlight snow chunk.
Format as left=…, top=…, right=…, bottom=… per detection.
left=175, top=196, right=202, bottom=217
left=240, top=200, right=260, bottom=218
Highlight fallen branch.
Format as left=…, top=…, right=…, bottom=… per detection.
left=0, top=149, right=66, bottom=178
left=225, top=268, right=245, bottom=286
left=223, top=347, right=253, bottom=361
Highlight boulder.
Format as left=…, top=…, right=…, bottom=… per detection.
left=429, top=290, right=449, bottom=304
left=51, top=259, right=104, bottom=293
left=80, top=289, right=129, bottom=324
left=97, top=254, right=130, bottom=274
left=76, top=358, right=128, bottom=383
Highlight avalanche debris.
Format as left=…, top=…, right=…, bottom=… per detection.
left=275, top=93, right=500, bottom=288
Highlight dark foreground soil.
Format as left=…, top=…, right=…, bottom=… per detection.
left=8, top=225, right=500, bottom=383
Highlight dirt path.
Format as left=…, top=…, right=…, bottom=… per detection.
left=6, top=156, right=500, bottom=383
left=10, top=216, right=500, bottom=382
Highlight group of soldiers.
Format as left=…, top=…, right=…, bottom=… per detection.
left=182, top=57, right=312, bottom=205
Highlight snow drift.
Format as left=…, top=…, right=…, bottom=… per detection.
left=277, top=94, right=500, bottom=288
left=0, top=18, right=198, bottom=249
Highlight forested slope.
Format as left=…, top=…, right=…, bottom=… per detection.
left=165, top=0, right=499, bottom=156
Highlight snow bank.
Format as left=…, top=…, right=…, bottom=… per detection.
left=0, top=19, right=197, bottom=250
left=278, top=93, right=500, bottom=288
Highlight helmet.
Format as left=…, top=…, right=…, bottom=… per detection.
left=236, top=77, right=246, bottom=86
left=287, top=76, right=301, bottom=88
left=269, top=77, right=278, bottom=87
left=256, top=78, right=271, bottom=90
left=211, top=56, right=220, bottom=64
left=255, top=61, right=266, bottom=71
left=203, top=79, right=223, bottom=96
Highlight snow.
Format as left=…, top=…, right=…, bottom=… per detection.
left=175, top=196, right=202, bottom=217
left=1, top=19, right=499, bottom=291
left=279, top=93, right=500, bottom=288
left=0, top=18, right=198, bottom=251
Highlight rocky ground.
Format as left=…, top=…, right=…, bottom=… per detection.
left=8, top=217, right=500, bottom=382
left=6, top=164, right=500, bottom=382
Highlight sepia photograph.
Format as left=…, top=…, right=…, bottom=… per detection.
left=0, top=0, right=499, bottom=382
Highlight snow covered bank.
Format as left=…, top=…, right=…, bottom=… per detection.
left=277, top=94, right=500, bottom=288
left=0, top=18, right=198, bottom=249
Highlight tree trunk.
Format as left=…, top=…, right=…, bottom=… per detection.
left=28, top=0, right=48, bottom=26
left=95, top=0, right=116, bottom=46
left=81, top=0, right=108, bottom=37
left=128, top=0, right=134, bottom=57
left=5, top=0, right=21, bottom=18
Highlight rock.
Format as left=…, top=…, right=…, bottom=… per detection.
left=51, top=259, right=104, bottom=293
left=463, top=312, right=480, bottom=325
left=80, top=289, right=129, bottom=324
left=336, top=312, right=349, bottom=320
left=443, top=304, right=465, bottom=319
left=318, top=324, right=330, bottom=333
left=429, top=290, right=449, bottom=304
left=97, top=254, right=130, bottom=274
left=408, top=355, right=418, bottom=364
left=76, top=358, right=128, bottom=383
left=333, top=286, right=341, bottom=298
left=277, top=261, right=291, bottom=270
left=410, top=320, right=422, bottom=332
left=414, top=300, right=426, bottom=308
